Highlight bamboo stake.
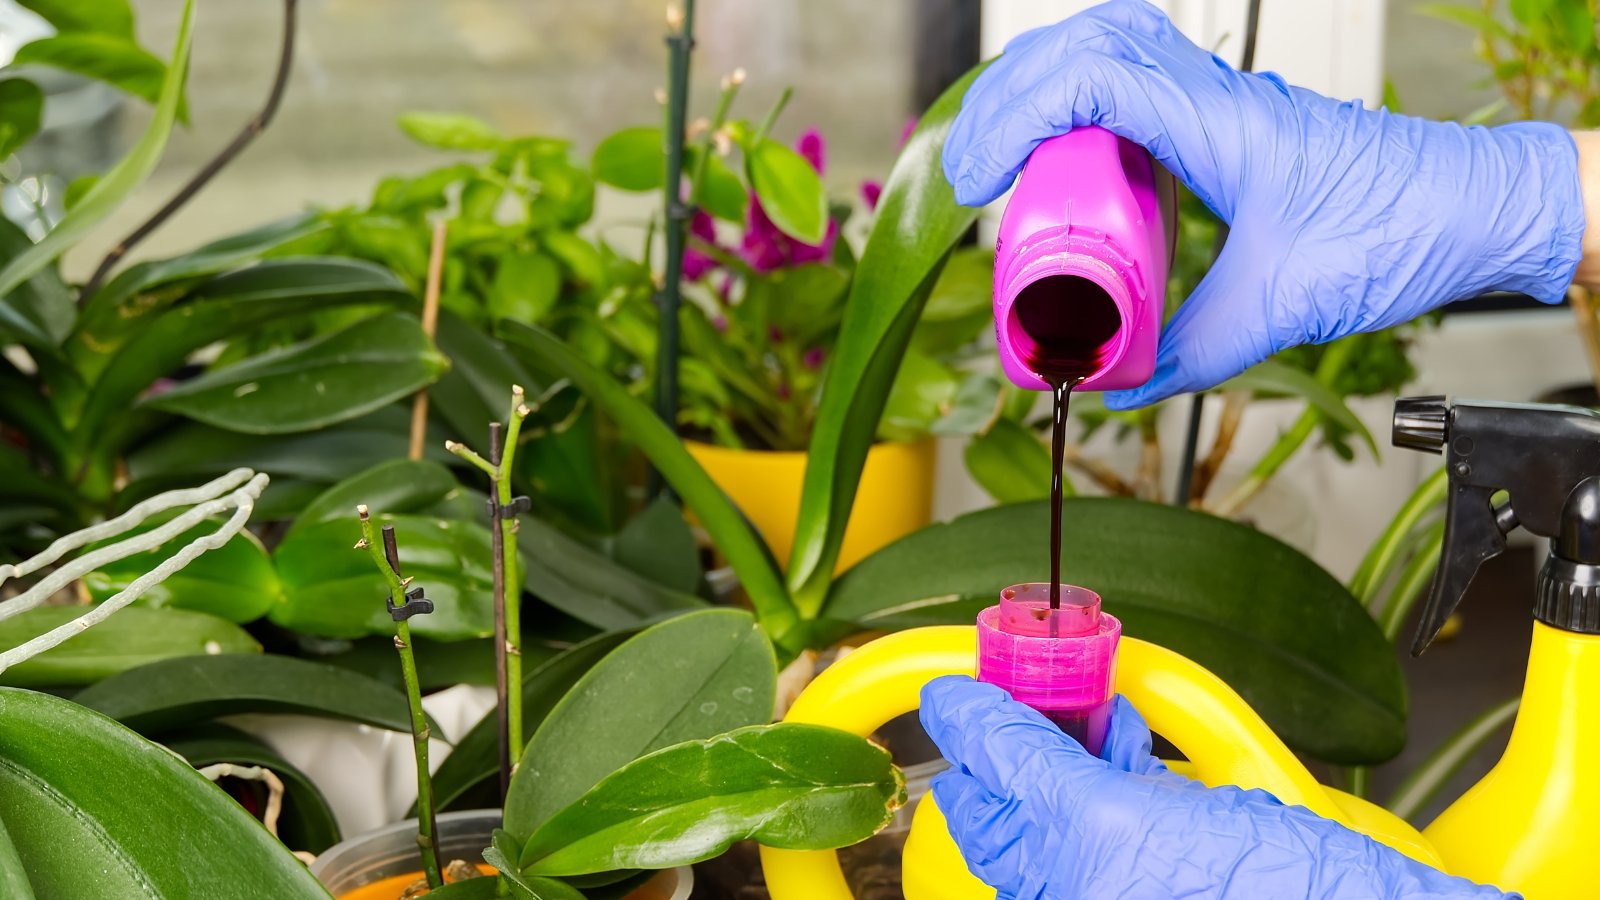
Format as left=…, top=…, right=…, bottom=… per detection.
left=409, top=219, right=448, bottom=461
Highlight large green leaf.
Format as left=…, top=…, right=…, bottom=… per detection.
left=503, top=609, right=777, bottom=840
left=520, top=512, right=706, bottom=630
left=12, top=34, right=174, bottom=113
left=0, top=687, right=331, bottom=898
left=17, top=0, right=136, bottom=37
left=75, top=257, right=412, bottom=443
left=272, top=512, right=499, bottom=640
left=0, top=607, right=258, bottom=688
left=520, top=723, right=903, bottom=874
left=0, top=77, right=43, bottom=160
left=498, top=321, right=797, bottom=645
left=145, top=311, right=447, bottom=433
left=746, top=138, right=827, bottom=244
left=787, top=64, right=984, bottom=615
left=159, top=723, right=341, bottom=854
left=0, top=0, right=193, bottom=303
left=289, top=458, right=461, bottom=538
left=73, top=213, right=327, bottom=369
left=82, top=516, right=281, bottom=623
left=822, top=498, right=1407, bottom=764
left=433, top=630, right=635, bottom=812
left=72, top=654, right=421, bottom=734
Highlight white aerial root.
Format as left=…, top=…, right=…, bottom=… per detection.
left=0, top=469, right=268, bottom=675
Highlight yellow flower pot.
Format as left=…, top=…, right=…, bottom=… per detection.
left=685, top=439, right=937, bottom=575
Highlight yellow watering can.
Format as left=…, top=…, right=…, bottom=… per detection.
left=762, top=397, right=1600, bottom=900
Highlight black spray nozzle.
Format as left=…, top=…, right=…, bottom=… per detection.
left=1392, top=396, right=1600, bottom=655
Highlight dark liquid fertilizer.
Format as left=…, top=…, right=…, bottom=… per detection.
left=1014, top=276, right=1122, bottom=610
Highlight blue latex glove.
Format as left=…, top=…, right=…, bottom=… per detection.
left=942, top=0, right=1585, bottom=408
left=920, top=676, right=1516, bottom=899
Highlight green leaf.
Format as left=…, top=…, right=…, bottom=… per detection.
left=518, top=511, right=708, bottom=630
left=273, top=513, right=500, bottom=641
left=592, top=126, right=663, bottom=191
left=290, top=458, right=461, bottom=537
left=606, top=496, right=703, bottom=595
left=433, top=630, right=635, bottom=812
left=1385, top=697, right=1518, bottom=821
left=485, top=838, right=587, bottom=900
left=145, top=311, right=447, bottom=434
left=788, top=65, right=985, bottom=614
left=0, top=607, right=258, bottom=688
left=0, top=213, right=75, bottom=349
left=398, top=112, right=505, bottom=151
left=746, top=138, right=828, bottom=244
left=542, top=230, right=604, bottom=288
left=0, top=688, right=331, bottom=898
left=12, top=34, right=177, bottom=115
left=81, top=516, right=280, bottom=623
left=931, top=373, right=1002, bottom=437
left=0, top=808, right=34, bottom=900
left=503, top=609, right=777, bottom=839
left=521, top=723, right=903, bottom=874
left=490, top=251, right=562, bottom=324
left=73, top=653, right=423, bottom=735
left=17, top=0, right=135, bottom=36
left=758, top=263, right=851, bottom=347
left=879, top=348, right=958, bottom=442
left=911, top=246, right=994, bottom=354
left=74, top=213, right=326, bottom=364
left=0, top=78, right=43, bottom=159
left=420, top=879, right=500, bottom=899
left=77, top=257, right=413, bottom=447
left=0, top=0, right=191, bottom=303
left=1507, top=0, right=1552, bottom=27
left=964, top=419, right=1054, bottom=503
left=498, top=322, right=797, bottom=645
left=692, top=150, right=749, bottom=222
left=823, top=498, right=1408, bottom=764
left=1221, top=357, right=1377, bottom=454
left=160, top=723, right=341, bottom=853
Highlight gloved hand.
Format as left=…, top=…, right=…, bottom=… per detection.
left=920, top=676, right=1516, bottom=899
left=941, top=0, right=1585, bottom=408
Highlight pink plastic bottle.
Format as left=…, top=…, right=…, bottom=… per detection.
left=976, top=582, right=1121, bottom=754
left=992, top=127, right=1175, bottom=392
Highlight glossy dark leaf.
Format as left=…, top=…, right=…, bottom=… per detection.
left=0, top=808, right=32, bottom=900
left=0, top=0, right=191, bottom=305
left=0, top=607, right=258, bottom=688
left=0, top=213, right=74, bottom=350
left=521, top=724, right=903, bottom=874
left=145, top=312, right=447, bottom=434
left=73, top=653, right=422, bottom=734
left=503, top=609, right=776, bottom=839
left=604, top=496, right=702, bottom=596
left=159, top=723, right=341, bottom=853
left=0, top=77, right=43, bottom=159
left=273, top=512, right=500, bottom=640
left=592, top=126, right=662, bottom=191
left=0, top=687, right=331, bottom=897
left=521, top=507, right=707, bottom=629
left=746, top=138, right=827, bottom=244
left=289, top=458, right=461, bottom=537
left=83, top=516, right=280, bottom=623
left=432, top=630, right=635, bottom=812
left=398, top=112, right=504, bottom=151
left=77, top=257, right=413, bottom=443
left=823, top=498, right=1407, bottom=764
left=787, top=64, right=984, bottom=614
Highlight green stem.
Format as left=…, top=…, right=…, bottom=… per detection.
left=1386, top=697, right=1519, bottom=822
left=1210, top=338, right=1357, bottom=518
left=653, top=0, right=697, bottom=455
left=753, top=85, right=794, bottom=146
left=499, top=391, right=529, bottom=769
left=1344, top=764, right=1370, bottom=800
left=686, top=71, right=742, bottom=209
left=1377, top=521, right=1446, bottom=642
left=357, top=509, right=441, bottom=889
left=1349, top=466, right=1449, bottom=605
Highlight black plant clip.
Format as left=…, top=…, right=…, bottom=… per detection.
left=487, top=495, right=531, bottom=520
left=382, top=524, right=434, bottom=621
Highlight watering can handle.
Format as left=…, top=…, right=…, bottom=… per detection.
left=759, top=625, right=1366, bottom=900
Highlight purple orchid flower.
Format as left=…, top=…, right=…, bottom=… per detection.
left=682, top=209, right=720, bottom=281
left=739, top=128, right=838, bottom=273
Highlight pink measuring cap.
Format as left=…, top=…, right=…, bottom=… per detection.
left=976, top=582, right=1121, bottom=713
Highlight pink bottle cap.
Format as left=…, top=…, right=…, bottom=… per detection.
left=977, top=583, right=1120, bottom=711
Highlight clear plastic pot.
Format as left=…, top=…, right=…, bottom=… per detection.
left=310, top=809, right=690, bottom=899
